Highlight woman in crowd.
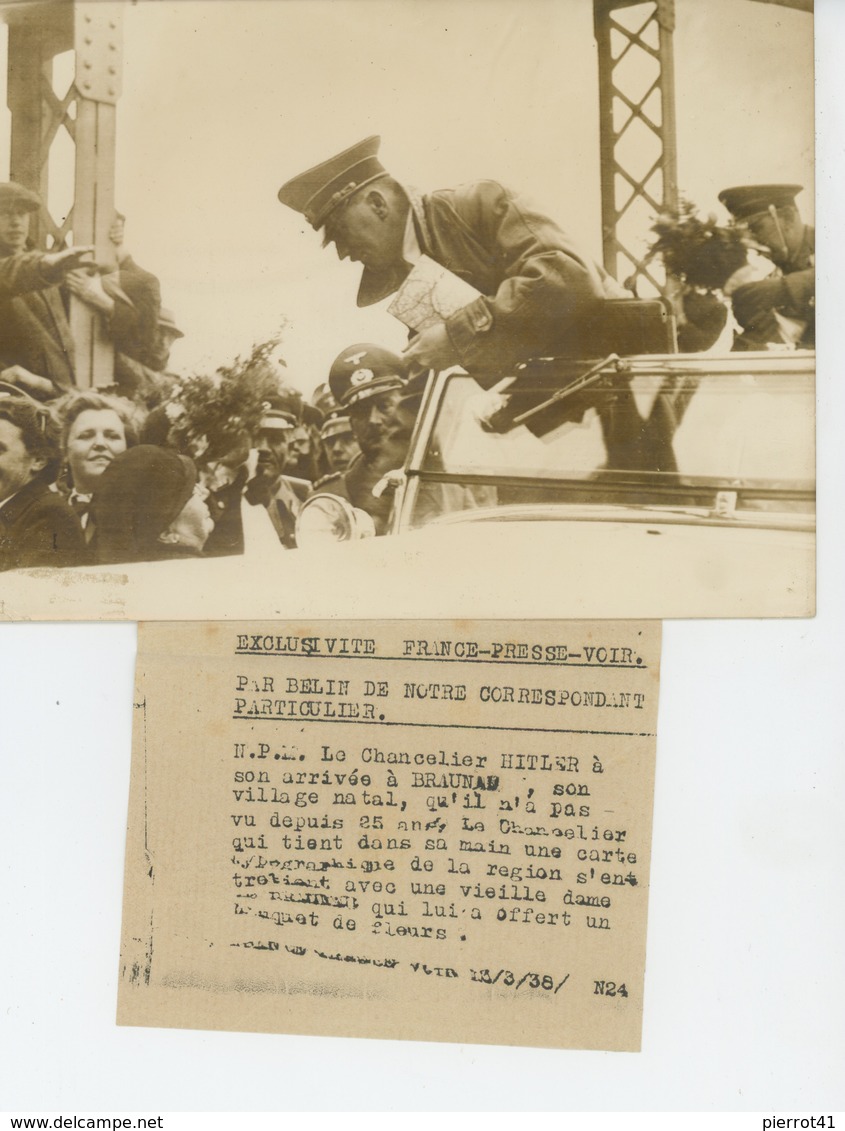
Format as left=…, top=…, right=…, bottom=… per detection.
left=0, top=386, right=86, bottom=570
left=55, top=392, right=138, bottom=540
left=91, top=444, right=214, bottom=564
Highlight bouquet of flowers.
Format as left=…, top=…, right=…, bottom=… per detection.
left=166, top=333, right=286, bottom=465
left=648, top=200, right=750, bottom=292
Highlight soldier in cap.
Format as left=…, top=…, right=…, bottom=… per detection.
left=308, top=343, right=411, bottom=535
left=245, top=393, right=312, bottom=548
left=310, top=382, right=337, bottom=418
left=718, top=184, right=814, bottom=347
left=318, top=409, right=360, bottom=476
left=0, top=182, right=97, bottom=399
left=278, top=137, right=625, bottom=384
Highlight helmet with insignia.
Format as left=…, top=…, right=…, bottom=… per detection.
left=718, top=184, right=803, bottom=221
left=278, top=136, right=387, bottom=230
left=328, top=343, right=406, bottom=408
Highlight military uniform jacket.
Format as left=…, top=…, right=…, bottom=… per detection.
left=0, top=474, right=87, bottom=571
left=357, top=180, right=626, bottom=378
left=781, top=226, right=815, bottom=336
left=0, top=251, right=76, bottom=394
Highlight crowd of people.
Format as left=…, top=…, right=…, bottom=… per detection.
left=0, top=177, right=410, bottom=570
left=0, top=137, right=815, bottom=573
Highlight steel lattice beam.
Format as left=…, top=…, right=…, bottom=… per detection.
left=594, top=0, right=678, bottom=299
left=2, top=0, right=124, bottom=388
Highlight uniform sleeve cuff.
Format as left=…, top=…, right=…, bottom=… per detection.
left=445, top=296, right=494, bottom=366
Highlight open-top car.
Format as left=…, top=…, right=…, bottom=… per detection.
left=296, top=348, right=815, bottom=617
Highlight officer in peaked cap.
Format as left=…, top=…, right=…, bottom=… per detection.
left=328, top=342, right=405, bottom=410
left=278, top=137, right=624, bottom=383
left=309, top=343, right=410, bottom=535
left=278, top=135, right=388, bottom=234
left=718, top=183, right=814, bottom=347
left=310, top=382, right=336, bottom=416
left=319, top=410, right=359, bottom=476
left=245, top=393, right=310, bottom=548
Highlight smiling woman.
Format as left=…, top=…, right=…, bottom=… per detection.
left=57, top=392, right=138, bottom=496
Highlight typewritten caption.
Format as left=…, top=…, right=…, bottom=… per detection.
left=119, top=620, right=660, bottom=1050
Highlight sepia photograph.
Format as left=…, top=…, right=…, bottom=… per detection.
left=0, top=0, right=815, bottom=620
left=1, top=0, right=843, bottom=1119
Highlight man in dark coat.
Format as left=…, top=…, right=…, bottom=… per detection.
left=64, top=211, right=165, bottom=372
left=0, top=182, right=95, bottom=399
left=718, top=184, right=815, bottom=348
left=278, top=136, right=625, bottom=384
left=0, top=392, right=86, bottom=571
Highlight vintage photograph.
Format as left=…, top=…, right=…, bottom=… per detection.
left=0, top=0, right=815, bottom=619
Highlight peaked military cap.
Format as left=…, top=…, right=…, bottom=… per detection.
left=718, top=184, right=803, bottom=220
left=0, top=181, right=41, bottom=213
left=259, top=393, right=297, bottom=432
left=328, top=343, right=406, bottom=408
left=320, top=409, right=353, bottom=441
left=277, top=136, right=388, bottom=229
left=311, top=382, right=337, bottom=416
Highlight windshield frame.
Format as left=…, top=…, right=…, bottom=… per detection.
left=394, top=350, right=816, bottom=533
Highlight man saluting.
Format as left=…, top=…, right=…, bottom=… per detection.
left=718, top=183, right=815, bottom=349
left=278, top=136, right=624, bottom=383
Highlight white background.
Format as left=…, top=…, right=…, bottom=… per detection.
left=1, top=0, right=843, bottom=1114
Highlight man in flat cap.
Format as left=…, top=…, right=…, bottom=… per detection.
left=0, top=182, right=97, bottom=399
left=718, top=184, right=814, bottom=347
left=278, top=137, right=625, bottom=383
left=111, top=305, right=183, bottom=409
left=308, top=343, right=411, bottom=535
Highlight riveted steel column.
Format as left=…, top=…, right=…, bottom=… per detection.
left=2, top=0, right=123, bottom=388
left=5, top=2, right=72, bottom=249
left=69, top=1, right=123, bottom=388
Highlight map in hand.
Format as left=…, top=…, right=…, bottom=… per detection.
left=388, top=254, right=482, bottom=332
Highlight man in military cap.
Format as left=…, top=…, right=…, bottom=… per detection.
left=278, top=137, right=625, bottom=384
left=0, top=182, right=97, bottom=399
left=718, top=184, right=814, bottom=347
left=245, top=394, right=312, bottom=548
left=308, top=343, right=410, bottom=535
left=318, top=409, right=360, bottom=476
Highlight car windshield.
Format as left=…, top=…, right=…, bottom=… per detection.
left=403, top=356, right=815, bottom=529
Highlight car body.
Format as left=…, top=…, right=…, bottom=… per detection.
left=377, top=349, right=815, bottom=616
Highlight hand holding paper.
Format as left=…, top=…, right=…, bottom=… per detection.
left=401, top=322, right=458, bottom=372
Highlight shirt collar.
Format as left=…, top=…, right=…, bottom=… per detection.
left=402, top=207, right=423, bottom=265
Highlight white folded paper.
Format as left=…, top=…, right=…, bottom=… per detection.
left=388, top=254, right=482, bottom=332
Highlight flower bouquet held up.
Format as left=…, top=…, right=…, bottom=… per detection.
left=648, top=201, right=804, bottom=350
